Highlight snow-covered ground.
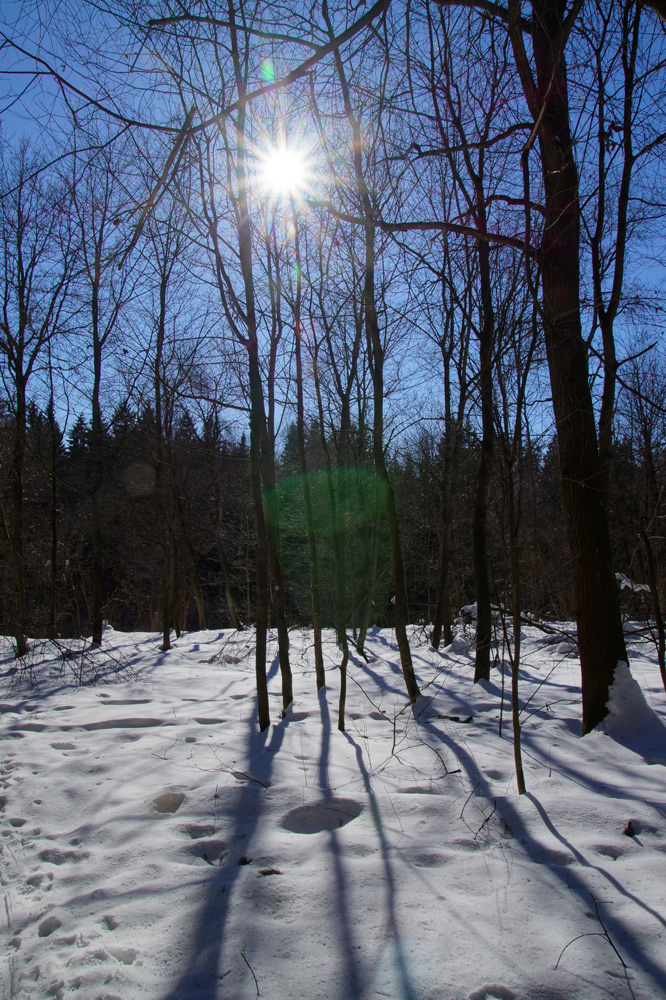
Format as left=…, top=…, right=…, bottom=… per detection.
left=1, top=621, right=665, bottom=1000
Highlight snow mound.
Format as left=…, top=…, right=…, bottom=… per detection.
left=599, top=661, right=666, bottom=761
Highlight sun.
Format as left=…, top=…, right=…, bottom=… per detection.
left=256, top=142, right=311, bottom=200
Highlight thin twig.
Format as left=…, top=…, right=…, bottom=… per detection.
left=591, top=895, right=627, bottom=968
left=241, top=948, right=260, bottom=997
left=555, top=895, right=627, bottom=970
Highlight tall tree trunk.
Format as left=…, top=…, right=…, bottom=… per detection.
left=203, top=412, right=244, bottom=632
left=366, top=284, right=420, bottom=703
left=431, top=529, right=454, bottom=650
left=153, top=253, right=172, bottom=650
left=638, top=520, right=666, bottom=694
left=356, top=485, right=381, bottom=656
left=228, top=2, right=289, bottom=723
left=593, top=2, right=639, bottom=511
left=90, top=254, right=104, bottom=646
left=293, top=219, right=325, bottom=689
left=247, top=352, right=271, bottom=730
left=472, top=252, right=495, bottom=681
left=507, top=464, right=526, bottom=794
left=323, top=0, right=419, bottom=702
left=216, top=529, right=243, bottom=631
left=509, top=0, right=628, bottom=733
left=169, top=526, right=182, bottom=639
left=312, top=346, right=350, bottom=720
left=48, top=399, right=58, bottom=638
left=10, top=378, right=28, bottom=656
left=171, top=482, right=206, bottom=630
left=154, top=409, right=172, bottom=652
left=431, top=279, right=467, bottom=652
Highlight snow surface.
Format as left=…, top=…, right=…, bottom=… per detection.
left=1, top=622, right=666, bottom=1000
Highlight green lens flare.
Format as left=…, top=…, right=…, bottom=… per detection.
left=265, top=468, right=388, bottom=535
left=266, top=469, right=392, bottom=627
left=261, top=59, right=275, bottom=83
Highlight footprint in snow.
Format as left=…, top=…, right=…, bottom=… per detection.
left=184, top=839, right=227, bottom=866
left=595, top=844, right=624, bottom=860
left=38, top=915, right=62, bottom=937
left=82, top=717, right=164, bottom=730
left=39, top=848, right=90, bottom=865
left=26, top=872, right=54, bottom=888
left=281, top=798, right=363, bottom=834
left=151, top=791, right=185, bottom=814
left=413, top=852, right=450, bottom=868
left=104, top=698, right=151, bottom=705
left=469, top=987, right=515, bottom=1000
left=107, top=946, right=138, bottom=965
left=184, top=824, right=216, bottom=839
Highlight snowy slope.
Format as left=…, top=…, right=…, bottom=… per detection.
left=1, top=622, right=665, bottom=1000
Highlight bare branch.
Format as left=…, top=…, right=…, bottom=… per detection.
left=306, top=199, right=537, bottom=256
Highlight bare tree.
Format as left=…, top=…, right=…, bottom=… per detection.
left=0, top=145, right=74, bottom=654
left=321, top=0, right=420, bottom=704
left=70, top=149, right=135, bottom=645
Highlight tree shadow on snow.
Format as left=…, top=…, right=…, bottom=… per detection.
left=161, top=655, right=284, bottom=1000
left=343, top=728, right=419, bottom=1000
left=317, top=688, right=367, bottom=1000
left=497, top=792, right=666, bottom=994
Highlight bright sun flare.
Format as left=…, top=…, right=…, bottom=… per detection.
left=257, top=144, right=310, bottom=199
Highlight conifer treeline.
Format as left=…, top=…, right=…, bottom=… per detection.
left=1, top=398, right=661, bottom=640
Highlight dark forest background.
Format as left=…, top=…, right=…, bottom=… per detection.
left=2, top=393, right=661, bottom=639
